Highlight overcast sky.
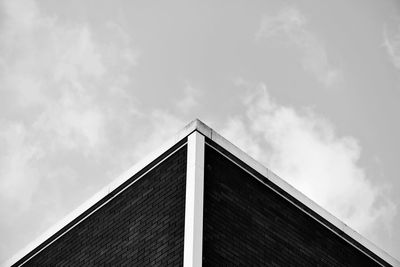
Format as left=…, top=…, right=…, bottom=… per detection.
left=1, top=0, right=400, bottom=263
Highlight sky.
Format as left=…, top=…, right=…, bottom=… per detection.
left=1, top=0, right=400, bottom=263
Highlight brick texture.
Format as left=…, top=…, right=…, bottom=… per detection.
left=21, top=145, right=187, bottom=266
left=203, top=143, right=382, bottom=266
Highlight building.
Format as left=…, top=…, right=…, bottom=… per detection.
left=6, top=119, right=399, bottom=266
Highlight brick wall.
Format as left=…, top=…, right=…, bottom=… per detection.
left=203, top=143, right=382, bottom=266
left=19, top=145, right=187, bottom=266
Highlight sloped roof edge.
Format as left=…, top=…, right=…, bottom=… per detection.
left=5, top=119, right=399, bottom=266
left=5, top=120, right=198, bottom=267
left=199, top=119, right=399, bottom=266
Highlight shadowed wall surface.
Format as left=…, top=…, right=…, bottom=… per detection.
left=19, top=146, right=187, bottom=266
left=202, top=143, right=382, bottom=266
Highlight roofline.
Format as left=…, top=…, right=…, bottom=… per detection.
left=197, top=119, right=399, bottom=266
left=5, top=119, right=399, bottom=266
left=5, top=120, right=199, bottom=267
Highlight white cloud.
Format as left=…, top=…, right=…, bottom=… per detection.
left=176, top=84, right=201, bottom=112
left=0, top=0, right=146, bottom=261
left=383, top=23, right=400, bottom=70
left=0, top=0, right=139, bottom=211
left=0, top=123, right=42, bottom=207
left=222, top=82, right=396, bottom=245
left=257, top=7, right=342, bottom=87
left=132, top=111, right=186, bottom=160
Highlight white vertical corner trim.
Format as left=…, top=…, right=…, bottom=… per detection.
left=184, top=131, right=205, bottom=267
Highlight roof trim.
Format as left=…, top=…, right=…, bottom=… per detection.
left=195, top=119, right=399, bottom=266
left=5, top=120, right=198, bottom=267
left=206, top=140, right=388, bottom=266
left=5, top=119, right=399, bottom=266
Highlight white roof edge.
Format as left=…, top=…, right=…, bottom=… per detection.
left=5, top=119, right=399, bottom=266
left=194, top=120, right=399, bottom=266
left=4, top=119, right=200, bottom=267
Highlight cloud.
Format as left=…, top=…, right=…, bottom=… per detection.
left=383, top=23, right=400, bottom=70
left=0, top=123, right=42, bottom=208
left=222, top=82, right=396, bottom=246
left=0, top=0, right=141, bottom=233
left=132, top=111, right=187, bottom=160
left=257, top=7, right=342, bottom=87
left=176, top=84, right=201, bottom=112
left=0, top=0, right=156, bottom=262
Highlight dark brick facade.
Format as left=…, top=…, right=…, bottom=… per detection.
left=18, top=145, right=187, bottom=266
left=11, top=126, right=393, bottom=266
left=203, top=143, right=383, bottom=267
